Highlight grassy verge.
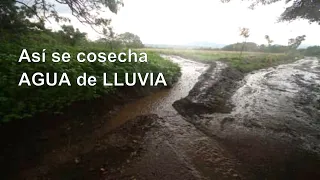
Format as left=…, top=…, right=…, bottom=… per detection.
left=142, top=48, right=303, bottom=73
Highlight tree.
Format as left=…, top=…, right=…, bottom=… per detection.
left=239, top=27, right=250, bottom=58
left=0, top=0, right=46, bottom=33
left=265, top=35, right=273, bottom=47
left=0, top=0, right=124, bottom=33
left=222, top=42, right=259, bottom=52
left=264, top=35, right=274, bottom=54
left=100, top=26, right=122, bottom=50
left=96, top=30, right=144, bottom=50
left=58, top=25, right=87, bottom=46
left=117, top=32, right=144, bottom=48
left=221, top=0, right=320, bottom=24
left=288, top=35, right=306, bottom=49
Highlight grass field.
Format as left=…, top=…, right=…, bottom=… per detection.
left=140, top=48, right=302, bottom=73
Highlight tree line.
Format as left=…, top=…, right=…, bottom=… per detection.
left=222, top=28, right=319, bottom=57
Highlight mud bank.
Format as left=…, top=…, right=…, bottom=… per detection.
left=173, top=61, right=243, bottom=116
left=174, top=57, right=320, bottom=179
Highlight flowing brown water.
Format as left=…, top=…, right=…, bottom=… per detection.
left=104, top=55, right=209, bottom=131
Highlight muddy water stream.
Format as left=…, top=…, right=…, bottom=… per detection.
left=104, top=55, right=209, bottom=130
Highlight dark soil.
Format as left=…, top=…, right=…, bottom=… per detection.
left=173, top=64, right=243, bottom=116
left=0, top=86, right=161, bottom=179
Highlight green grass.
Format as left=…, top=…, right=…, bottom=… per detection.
left=141, top=48, right=303, bottom=73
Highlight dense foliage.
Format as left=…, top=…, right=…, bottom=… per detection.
left=222, top=37, right=310, bottom=54
left=95, top=32, right=145, bottom=50
left=222, top=42, right=292, bottom=53
left=0, top=0, right=123, bottom=29
left=222, top=0, right=320, bottom=24
left=0, top=29, right=181, bottom=123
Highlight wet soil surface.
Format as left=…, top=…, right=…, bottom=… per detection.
left=1, top=56, right=320, bottom=179
left=174, top=57, right=320, bottom=179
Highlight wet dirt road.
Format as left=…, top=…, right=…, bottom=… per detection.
left=5, top=56, right=320, bottom=179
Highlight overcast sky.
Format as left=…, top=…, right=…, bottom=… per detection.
left=46, top=0, right=320, bottom=46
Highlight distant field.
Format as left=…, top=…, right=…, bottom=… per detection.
left=140, top=48, right=301, bottom=73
